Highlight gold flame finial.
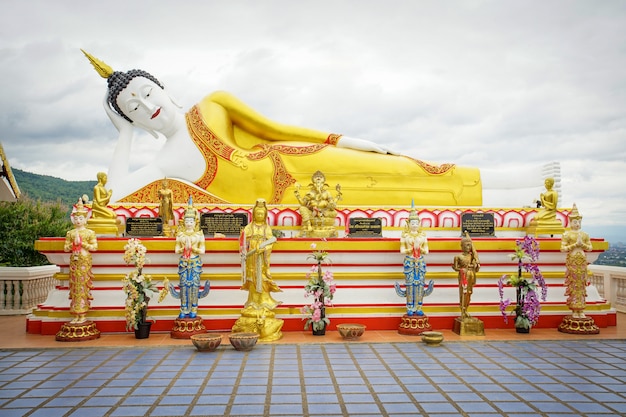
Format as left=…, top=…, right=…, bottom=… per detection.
left=81, top=49, right=114, bottom=79
left=72, top=198, right=89, bottom=217
left=569, top=203, right=582, bottom=220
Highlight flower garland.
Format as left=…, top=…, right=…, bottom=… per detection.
left=498, top=236, right=547, bottom=329
left=301, top=243, right=336, bottom=332
left=121, top=238, right=168, bottom=331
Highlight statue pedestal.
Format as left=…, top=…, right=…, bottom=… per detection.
left=452, top=317, right=485, bottom=336
left=558, top=315, right=600, bottom=334
left=526, top=219, right=564, bottom=237
left=163, top=223, right=174, bottom=237
left=298, top=228, right=338, bottom=238
left=55, top=321, right=101, bottom=342
left=232, top=315, right=284, bottom=341
left=170, top=317, right=207, bottom=339
left=87, top=218, right=122, bottom=236
left=398, top=314, right=432, bottom=335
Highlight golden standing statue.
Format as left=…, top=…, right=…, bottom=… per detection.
left=158, top=177, right=175, bottom=236
left=558, top=204, right=599, bottom=334
left=452, top=232, right=480, bottom=320
left=63, top=200, right=98, bottom=323
left=294, top=170, right=342, bottom=238
left=561, top=204, right=592, bottom=317
left=451, top=232, right=484, bottom=335
left=232, top=199, right=283, bottom=341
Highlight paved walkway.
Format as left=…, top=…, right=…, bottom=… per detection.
left=1, top=337, right=626, bottom=416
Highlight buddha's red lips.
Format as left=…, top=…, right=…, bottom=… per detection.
left=151, top=108, right=161, bottom=119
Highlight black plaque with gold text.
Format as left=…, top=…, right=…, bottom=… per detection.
left=200, top=213, right=248, bottom=236
left=461, top=212, right=495, bottom=237
left=348, top=218, right=382, bottom=237
left=126, top=217, right=163, bottom=237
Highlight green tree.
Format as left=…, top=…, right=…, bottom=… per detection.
left=0, top=197, right=72, bottom=266
left=12, top=168, right=96, bottom=209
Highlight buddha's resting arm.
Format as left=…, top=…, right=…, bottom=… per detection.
left=104, top=94, right=134, bottom=186
left=205, top=91, right=396, bottom=154
left=103, top=94, right=166, bottom=197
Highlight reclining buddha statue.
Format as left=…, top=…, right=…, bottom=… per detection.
left=84, top=50, right=486, bottom=206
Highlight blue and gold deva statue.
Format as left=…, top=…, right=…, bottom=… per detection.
left=169, top=197, right=210, bottom=319
left=395, top=208, right=434, bottom=316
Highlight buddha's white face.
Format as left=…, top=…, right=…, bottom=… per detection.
left=116, top=77, right=177, bottom=132
left=409, top=219, right=420, bottom=232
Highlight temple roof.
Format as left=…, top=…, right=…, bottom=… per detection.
left=0, top=142, right=21, bottom=201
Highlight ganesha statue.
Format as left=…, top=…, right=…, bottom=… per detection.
left=294, top=170, right=342, bottom=238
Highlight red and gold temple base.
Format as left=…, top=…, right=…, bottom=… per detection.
left=55, top=321, right=101, bottom=342
left=170, top=317, right=208, bottom=339
left=398, top=314, right=432, bottom=335
left=558, top=315, right=600, bottom=335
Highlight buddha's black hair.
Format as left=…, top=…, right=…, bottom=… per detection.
left=107, top=69, right=164, bottom=122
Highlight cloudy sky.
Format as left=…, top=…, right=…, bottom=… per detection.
left=1, top=1, right=625, bottom=242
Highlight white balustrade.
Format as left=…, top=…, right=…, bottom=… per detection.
left=0, top=266, right=60, bottom=315
left=589, top=265, right=626, bottom=313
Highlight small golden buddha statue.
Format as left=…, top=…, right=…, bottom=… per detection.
left=528, top=177, right=564, bottom=236
left=87, top=172, right=121, bottom=236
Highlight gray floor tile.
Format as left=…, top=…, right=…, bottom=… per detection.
left=0, top=340, right=624, bottom=417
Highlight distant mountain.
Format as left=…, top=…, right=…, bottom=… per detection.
left=594, top=243, right=626, bottom=267
left=13, top=168, right=96, bottom=209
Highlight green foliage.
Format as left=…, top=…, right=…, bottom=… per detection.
left=0, top=197, right=72, bottom=266
left=12, top=168, right=96, bottom=209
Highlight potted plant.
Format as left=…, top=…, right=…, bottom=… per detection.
left=498, top=236, right=547, bottom=332
left=121, top=238, right=168, bottom=338
left=301, top=243, right=336, bottom=335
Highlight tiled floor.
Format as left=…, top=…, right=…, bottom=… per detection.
left=1, top=315, right=625, bottom=417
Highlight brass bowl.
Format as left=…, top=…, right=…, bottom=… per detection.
left=421, top=331, right=444, bottom=346
left=337, top=323, right=366, bottom=340
left=228, top=332, right=259, bottom=351
left=190, top=333, right=222, bottom=352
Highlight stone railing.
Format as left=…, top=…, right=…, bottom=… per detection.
left=0, top=265, right=60, bottom=315
left=589, top=265, right=626, bottom=313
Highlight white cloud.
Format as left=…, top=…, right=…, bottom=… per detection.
left=1, top=0, right=626, bottom=240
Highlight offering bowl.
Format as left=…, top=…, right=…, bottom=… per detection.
left=421, top=331, right=444, bottom=346
left=228, top=332, right=259, bottom=351
left=190, top=333, right=222, bottom=352
left=337, top=323, right=366, bottom=340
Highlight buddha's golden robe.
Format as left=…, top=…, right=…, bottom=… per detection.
left=122, top=91, right=482, bottom=206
